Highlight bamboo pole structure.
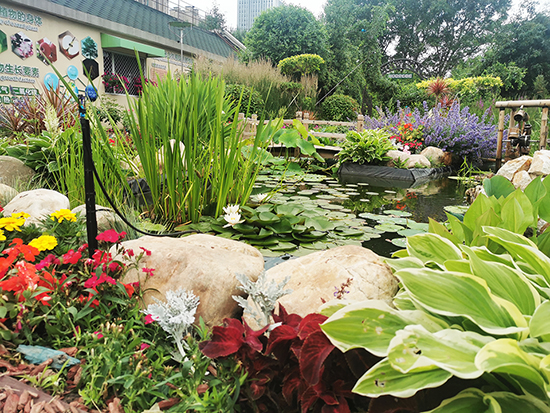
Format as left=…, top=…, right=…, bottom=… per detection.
left=494, top=100, right=550, bottom=172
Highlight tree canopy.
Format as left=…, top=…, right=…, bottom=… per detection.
left=244, top=5, right=328, bottom=64
left=198, top=5, right=226, bottom=31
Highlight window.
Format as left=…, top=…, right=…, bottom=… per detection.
left=103, top=51, right=145, bottom=96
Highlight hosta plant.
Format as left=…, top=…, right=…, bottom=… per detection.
left=431, top=174, right=550, bottom=257
left=321, top=226, right=550, bottom=412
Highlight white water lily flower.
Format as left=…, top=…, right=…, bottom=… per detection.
left=223, top=204, right=240, bottom=215
left=224, top=212, right=244, bottom=227
left=254, top=193, right=269, bottom=203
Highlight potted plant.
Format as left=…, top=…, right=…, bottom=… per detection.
left=102, top=72, right=129, bottom=94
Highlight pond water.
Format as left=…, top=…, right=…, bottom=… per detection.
left=254, top=171, right=468, bottom=264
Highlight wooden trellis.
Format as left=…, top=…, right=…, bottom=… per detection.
left=495, top=99, right=550, bottom=171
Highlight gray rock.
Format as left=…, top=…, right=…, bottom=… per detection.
left=386, top=150, right=411, bottom=167
left=3, top=189, right=70, bottom=225
left=528, top=150, right=550, bottom=176
left=0, top=183, right=18, bottom=206
left=497, top=155, right=531, bottom=181
left=0, top=156, right=35, bottom=187
left=420, top=146, right=446, bottom=165
left=406, top=154, right=431, bottom=168
left=119, top=234, right=264, bottom=327
left=72, top=204, right=123, bottom=233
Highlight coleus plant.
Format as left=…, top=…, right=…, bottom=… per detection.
left=199, top=306, right=381, bottom=413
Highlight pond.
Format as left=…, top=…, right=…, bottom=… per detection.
left=252, top=170, right=468, bottom=266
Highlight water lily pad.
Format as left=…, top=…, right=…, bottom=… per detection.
left=383, top=210, right=412, bottom=217
left=241, top=228, right=274, bottom=239
left=375, top=223, right=404, bottom=232
left=358, top=212, right=383, bottom=220
left=385, top=190, right=397, bottom=194
left=301, top=241, right=337, bottom=250
left=333, top=239, right=363, bottom=247
left=334, top=228, right=364, bottom=237
left=378, top=216, right=409, bottom=225
left=397, top=228, right=424, bottom=237
left=444, top=205, right=469, bottom=217
left=290, top=195, right=310, bottom=201
left=321, top=204, right=345, bottom=210
left=359, top=199, right=370, bottom=202
left=365, top=191, right=380, bottom=196
left=407, top=221, right=429, bottom=231
left=357, top=182, right=369, bottom=186
left=346, top=192, right=360, bottom=196
left=316, top=194, right=336, bottom=199
left=270, top=241, right=299, bottom=251
left=276, top=203, right=304, bottom=216
left=390, top=238, right=407, bottom=248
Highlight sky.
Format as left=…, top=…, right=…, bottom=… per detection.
left=187, top=0, right=326, bottom=30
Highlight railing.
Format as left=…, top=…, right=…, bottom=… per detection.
left=238, top=111, right=364, bottom=141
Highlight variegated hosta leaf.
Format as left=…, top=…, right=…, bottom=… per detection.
left=461, top=245, right=541, bottom=316
left=426, top=387, right=550, bottom=413
left=384, top=256, right=425, bottom=272
left=396, top=268, right=528, bottom=338
left=321, top=300, right=448, bottom=357
left=483, top=227, right=550, bottom=281
left=530, top=301, right=550, bottom=341
left=393, top=289, right=417, bottom=311
left=475, top=339, right=548, bottom=401
left=387, top=325, right=494, bottom=379
left=352, top=358, right=452, bottom=398
left=406, top=233, right=463, bottom=267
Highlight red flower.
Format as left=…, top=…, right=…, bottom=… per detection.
left=36, top=254, right=61, bottom=270
left=140, top=343, right=150, bottom=351
left=144, top=314, right=157, bottom=324
left=142, top=267, right=155, bottom=277
left=84, top=272, right=116, bottom=289
left=139, top=247, right=151, bottom=256
left=62, top=250, right=82, bottom=265
left=123, top=282, right=135, bottom=297
left=0, top=261, right=40, bottom=302
left=3, top=239, right=39, bottom=263
left=96, top=229, right=126, bottom=243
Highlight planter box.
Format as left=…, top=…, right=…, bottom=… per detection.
left=338, top=162, right=451, bottom=188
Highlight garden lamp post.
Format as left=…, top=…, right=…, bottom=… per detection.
left=168, top=21, right=192, bottom=75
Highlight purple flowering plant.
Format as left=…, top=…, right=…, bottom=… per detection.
left=363, top=101, right=499, bottom=163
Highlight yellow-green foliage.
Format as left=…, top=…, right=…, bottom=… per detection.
left=277, top=54, right=325, bottom=77
left=417, top=76, right=503, bottom=103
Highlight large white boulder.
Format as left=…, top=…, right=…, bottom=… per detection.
left=243, top=245, right=398, bottom=328
left=3, top=189, right=70, bottom=225
left=119, top=234, right=264, bottom=327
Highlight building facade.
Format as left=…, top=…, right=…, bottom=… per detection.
left=0, top=0, right=240, bottom=106
left=237, top=0, right=281, bottom=31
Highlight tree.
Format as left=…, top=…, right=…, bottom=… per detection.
left=323, top=0, right=395, bottom=113
left=380, top=0, right=511, bottom=77
left=198, top=4, right=226, bottom=31
left=244, top=5, right=328, bottom=65
left=477, top=10, right=550, bottom=97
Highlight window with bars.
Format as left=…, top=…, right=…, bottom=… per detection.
left=103, top=51, right=145, bottom=96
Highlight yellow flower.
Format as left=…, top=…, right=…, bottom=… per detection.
left=51, top=209, right=77, bottom=223
left=0, top=217, right=25, bottom=232
left=29, top=235, right=58, bottom=251
left=11, top=212, right=30, bottom=219
left=0, top=230, right=6, bottom=241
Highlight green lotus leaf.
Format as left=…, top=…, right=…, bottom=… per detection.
left=384, top=210, right=412, bottom=217
left=375, top=223, right=404, bottom=232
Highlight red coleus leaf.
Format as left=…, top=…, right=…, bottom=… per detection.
left=300, top=330, right=335, bottom=386
left=282, top=368, right=301, bottom=406
left=273, top=304, right=302, bottom=328
left=320, top=396, right=351, bottom=413
left=297, top=313, right=328, bottom=341
left=199, top=318, right=245, bottom=358
left=265, top=324, right=298, bottom=358
left=243, top=319, right=268, bottom=353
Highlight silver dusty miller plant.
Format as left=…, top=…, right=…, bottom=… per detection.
left=142, top=288, right=200, bottom=361
left=233, top=271, right=292, bottom=327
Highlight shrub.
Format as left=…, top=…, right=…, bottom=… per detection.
left=224, top=84, right=265, bottom=117
left=364, top=102, right=498, bottom=163
left=338, top=128, right=394, bottom=165
left=278, top=53, right=325, bottom=80
left=321, top=94, right=359, bottom=121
